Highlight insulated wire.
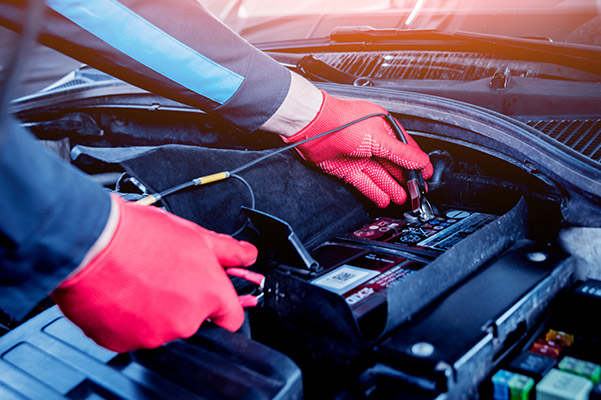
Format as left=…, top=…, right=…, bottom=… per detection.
left=134, top=112, right=390, bottom=237
left=136, top=112, right=388, bottom=206
left=229, top=112, right=387, bottom=176
left=228, top=174, right=255, bottom=237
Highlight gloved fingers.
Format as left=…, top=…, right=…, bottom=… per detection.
left=238, top=294, right=259, bottom=308
left=179, top=257, right=246, bottom=333
left=362, top=160, right=408, bottom=205
left=379, top=157, right=434, bottom=183
left=195, top=226, right=258, bottom=268
left=421, top=161, right=434, bottom=180
left=53, top=196, right=252, bottom=352
left=207, top=290, right=246, bottom=331
left=373, top=133, right=431, bottom=171
left=336, top=159, right=407, bottom=207
left=346, top=175, right=390, bottom=208
left=227, top=268, right=265, bottom=287
left=378, top=158, right=407, bottom=184
left=227, top=269, right=265, bottom=309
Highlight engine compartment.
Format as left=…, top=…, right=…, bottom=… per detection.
left=6, top=78, right=601, bottom=399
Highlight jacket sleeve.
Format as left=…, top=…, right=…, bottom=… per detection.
left=0, top=0, right=292, bottom=320
left=0, top=0, right=291, bottom=132
left=0, top=116, right=111, bottom=320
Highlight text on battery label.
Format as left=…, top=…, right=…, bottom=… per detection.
left=346, top=287, right=375, bottom=305
left=365, top=253, right=397, bottom=263
left=417, top=213, right=494, bottom=249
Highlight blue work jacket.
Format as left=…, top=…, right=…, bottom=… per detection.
left=0, top=0, right=290, bottom=319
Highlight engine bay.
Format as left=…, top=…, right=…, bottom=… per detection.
left=3, top=72, right=601, bottom=399
left=1, top=0, right=601, bottom=394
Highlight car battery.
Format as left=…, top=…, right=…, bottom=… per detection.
left=245, top=199, right=534, bottom=375
left=0, top=306, right=302, bottom=399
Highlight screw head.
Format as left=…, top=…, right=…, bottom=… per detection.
left=527, top=252, right=548, bottom=262
left=411, top=342, right=435, bottom=357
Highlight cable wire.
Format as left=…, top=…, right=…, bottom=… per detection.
left=229, top=112, right=387, bottom=175
left=136, top=112, right=388, bottom=206
left=134, top=112, right=391, bottom=237
left=228, top=174, right=255, bottom=237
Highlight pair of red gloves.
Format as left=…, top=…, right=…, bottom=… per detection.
left=53, top=93, right=432, bottom=352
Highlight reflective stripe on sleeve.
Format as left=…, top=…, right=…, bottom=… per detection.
left=46, top=0, right=244, bottom=104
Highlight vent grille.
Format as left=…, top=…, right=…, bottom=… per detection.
left=527, top=119, right=601, bottom=163
left=41, top=79, right=90, bottom=92
left=40, top=67, right=116, bottom=94
left=314, top=52, right=600, bottom=164
left=314, top=51, right=542, bottom=81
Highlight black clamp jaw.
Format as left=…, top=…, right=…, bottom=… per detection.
left=384, top=114, right=435, bottom=223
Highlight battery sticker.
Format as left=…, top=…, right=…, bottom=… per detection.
left=345, top=266, right=415, bottom=304
left=342, top=209, right=496, bottom=256
left=311, top=252, right=425, bottom=311
left=414, top=212, right=495, bottom=251
left=311, top=265, right=380, bottom=295
left=349, top=219, right=404, bottom=242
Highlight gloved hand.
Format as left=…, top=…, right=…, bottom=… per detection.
left=52, top=195, right=257, bottom=353
left=282, top=91, right=433, bottom=208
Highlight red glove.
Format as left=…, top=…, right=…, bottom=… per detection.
left=282, top=92, right=433, bottom=208
left=52, top=195, right=257, bottom=353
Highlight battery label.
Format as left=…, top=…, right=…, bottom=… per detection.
left=342, top=209, right=496, bottom=256
left=415, top=212, right=494, bottom=251
left=311, top=252, right=425, bottom=310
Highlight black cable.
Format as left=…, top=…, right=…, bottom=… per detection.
left=143, top=112, right=388, bottom=204
left=135, top=111, right=393, bottom=236
left=229, top=112, right=387, bottom=175
left=155, top=180, right=196, bottom=199
left=228, top=174, right=255, bottom=237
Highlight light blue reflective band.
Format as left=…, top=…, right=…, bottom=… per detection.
left=46, top=0, right=243, bottom=105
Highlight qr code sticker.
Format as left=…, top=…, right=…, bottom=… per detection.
left=312, top=265, right=377, bottom=293
left=331, top=271, right=359, bottom=283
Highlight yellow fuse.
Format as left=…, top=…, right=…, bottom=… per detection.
left=545, top=330, right=574, bottom=348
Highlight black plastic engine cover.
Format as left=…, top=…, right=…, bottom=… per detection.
left=372, top=241, right=571, bottom=397
left=0, top=306, right=302, bottom=399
